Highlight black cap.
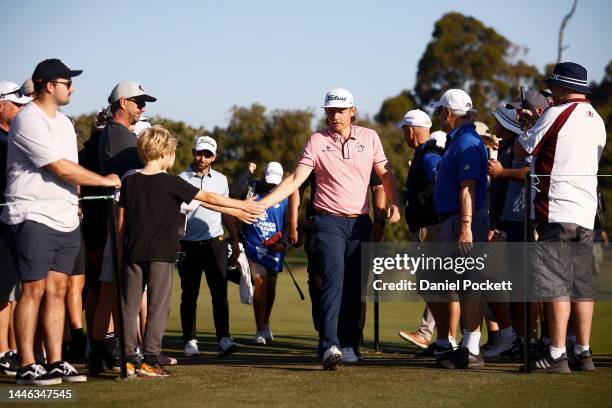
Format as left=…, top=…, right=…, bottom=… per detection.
left=32, top=59, right=83, bottom=84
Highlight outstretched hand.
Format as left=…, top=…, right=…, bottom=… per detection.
left=242, top=196, right=266, bottom=217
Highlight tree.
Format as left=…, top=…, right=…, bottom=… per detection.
left=375, top=90, right=416, bottom=125
left=414, top=12, right=541, bottom=123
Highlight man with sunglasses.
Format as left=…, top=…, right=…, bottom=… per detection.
left=177, top=136, right=241, bottom=357
left=2, top=59, right=121, bottom=385
left=88, top=81, right=156, bottom=373
left=99, top=81, right=156, bottom=178
left=0, top=81, right=32, bottom=377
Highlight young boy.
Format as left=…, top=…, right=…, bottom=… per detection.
left=117, top=126, right=263, bottom=377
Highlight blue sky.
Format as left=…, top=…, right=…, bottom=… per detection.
left=3, top=0, right=611, bottom=129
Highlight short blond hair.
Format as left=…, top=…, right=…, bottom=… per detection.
left=137, top=125, right=177, bottom=163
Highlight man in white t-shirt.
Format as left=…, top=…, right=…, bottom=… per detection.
left=517, top=62, right=606, bottom=373
left=1, top=59, right=120, bottom=386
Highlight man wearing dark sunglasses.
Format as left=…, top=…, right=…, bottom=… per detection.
left=99, top=81, right=157, bottom=178
left=2, top=59, right=121, bottom=386
left=88, top=81, right=156, bottom=374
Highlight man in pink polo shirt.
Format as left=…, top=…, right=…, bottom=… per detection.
left=259, top=88, right=401, bottom=370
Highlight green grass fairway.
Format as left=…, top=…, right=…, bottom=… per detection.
left=1, top=254, right=611, bottom=407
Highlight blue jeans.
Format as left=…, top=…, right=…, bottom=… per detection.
left=314, top=214, right=371, bottom=351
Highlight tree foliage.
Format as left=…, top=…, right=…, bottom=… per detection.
left=414, top=12, right=541, bottom=124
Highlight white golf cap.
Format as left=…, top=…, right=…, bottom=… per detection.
left=492, top=107, right=522, bottom=135
left=322, top=88, right=354, bottom=109
left=429, top=89, right=476, bottom=113
left=193, top=136, right=217, bottom=155
left=0, top=81, right=32, bottom=105
left=394, top=109, right=432, bottom=129
left=264, top=161, right=283, bottom=185
left=430, top=130, right=447, bottom=148
left=133, top=116, right=151, bottom=137
left=108, top=80, right=157, bottom=104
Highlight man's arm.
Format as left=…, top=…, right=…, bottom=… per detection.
left=457, top=180, right=476, bottom=249
left=373, top=161, right=401, bottom=223
left=488, top=161, right=529, bottom=182
left=46, top=159, right=120, bottom=187
left=258, top=165, right=313, bottom=209
left=288, top=189, right=302, bottom=246
left=223, top=213, right=241, bottom=261
left=229, top=163, right=256, bottom=198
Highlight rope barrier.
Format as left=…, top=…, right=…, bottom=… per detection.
left=0, top=194, right=113, bottom=207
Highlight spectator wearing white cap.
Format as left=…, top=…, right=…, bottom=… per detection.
left=430, top=89, right=490, bottom=369
left=393, top=109, right=454, bottom=353
left=177, top=136, right=241, bottom=357
left=0, top=81, right=32, bottom=376
left=257, top=88, right=401, bottom=370
left=235, top=162, right=290, bottom=345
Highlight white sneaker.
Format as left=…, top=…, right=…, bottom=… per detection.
left=482, top=341, right=514, bottom=359
left=263, top=326, right=274, bottom=342
left=322, top=346, right=343, bottom=370
left=184, top=339, right=200, bottom=357
left=340, top=347, right=359, bottom=363
left=158, top=354, right=178, bottom=366
left=218, top=337, right=239, bottom=356
left=253, top=332, right=266, bottom=345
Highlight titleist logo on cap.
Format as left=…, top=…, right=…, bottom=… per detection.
left=326, top=95, right=347, bottom=102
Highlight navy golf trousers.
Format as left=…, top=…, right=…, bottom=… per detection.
left=314, top=214, right=371, bottom=351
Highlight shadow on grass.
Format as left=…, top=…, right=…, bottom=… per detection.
left=156, top=332, right=536, bottom=374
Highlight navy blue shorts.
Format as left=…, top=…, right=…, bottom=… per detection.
left=8, top=220, right=81, bottom=281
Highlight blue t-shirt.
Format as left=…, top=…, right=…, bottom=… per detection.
left=433, top=123, right=488, bottom=214
left=422, top=150, right=442, bottom=184
left=244, top=195, right=288, bottom=272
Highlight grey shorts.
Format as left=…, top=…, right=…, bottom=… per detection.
left=0, top=222, right=20, bottom=301
left=9, top=220, right=81, bottom=281
left=532, top=222, right=594, bottom=300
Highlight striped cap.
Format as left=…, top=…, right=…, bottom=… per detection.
left=544, top=62, right=591, bottom=94
left=492, top=107, right=521, bottom=135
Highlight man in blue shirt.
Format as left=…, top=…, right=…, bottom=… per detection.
left=431, top=89, right=490, bottom=369
left=178, top=136, right=241, bottom=357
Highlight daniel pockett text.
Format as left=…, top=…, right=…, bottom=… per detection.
left=360, top=242, right=612, bottom=302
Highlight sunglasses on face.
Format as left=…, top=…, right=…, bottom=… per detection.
left=127, top=98, right=146, bottom=109
left=0, top=89, right=24, bottom=100
left=51, top=80, right=72, bottom=89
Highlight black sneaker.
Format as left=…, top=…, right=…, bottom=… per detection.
left=530, top=350, right=571, bottom=374
left=568, top=348, right=595, bottom=372
left=0, top=351, right=19, bottom=376
left=46, top=361, right=88, bottom=383
left=437, top=348, right=485, bottom=369
left=420, top=341, right=455, bottom=358
left=16, top=363, right=61, bottom=386
left=499, top=338, right=523, bottom=360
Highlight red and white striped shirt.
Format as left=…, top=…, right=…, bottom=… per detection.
left=519, top=99, right=606, bottom=229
